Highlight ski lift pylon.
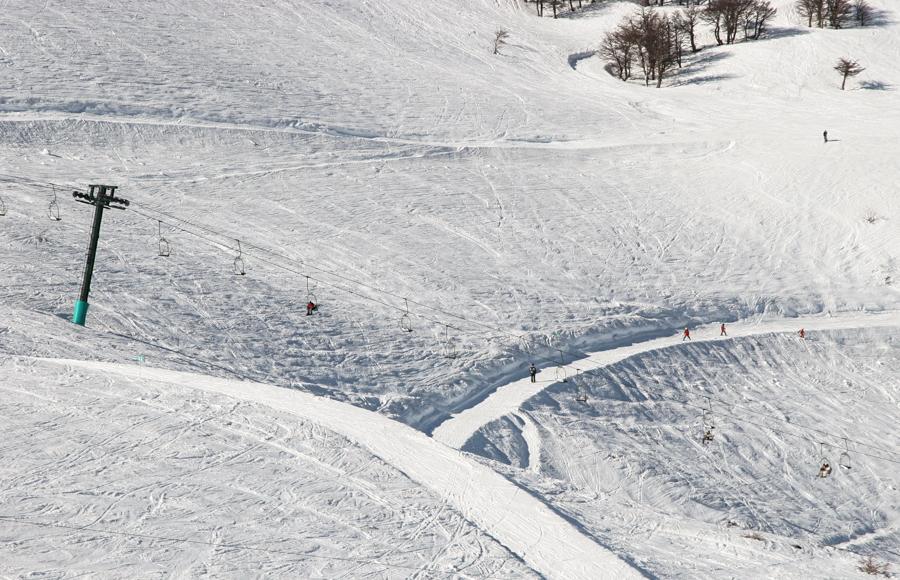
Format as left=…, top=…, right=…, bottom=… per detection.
left=233, top=239, right=246, bottom=275
left=157, top=220, right=170, bottom=257
left=48, top=186, right=60, bottom=221
left=0, top=196, right=6, bottom=216
left=399, top=298, right=413, bottom=333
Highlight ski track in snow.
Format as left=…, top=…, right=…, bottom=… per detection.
left=0, top=0, right=899, bottom=576
left=433, top=311, right=900, bottom=450
left=38, top=357, right=644, bottom=580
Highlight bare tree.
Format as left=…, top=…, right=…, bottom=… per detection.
left=853, top=0, right=872, bottom=26
left=549, top=0, right=562, bottom=18
left=834, top=57, right=864, bottom=89
left=797, top=0, right=827, bottom=27
left=600, top=29, right=636, bottom=80
left=796, top=0, right=817, bottom=26
left=674, top=4, right=702, bottom=52
left=744, top=1, right=777, bottom=39
left=493, top=29, right=510, bottom=55
left=601, top=8, right=680, bottom=88
left=702, top=1, right=725, bottom=44
left=826, top=0, right=853, bottom=28
left=704, top=0, right=755, bottom=45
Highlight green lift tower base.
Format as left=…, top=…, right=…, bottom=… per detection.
left=71, top=185, right=129, bottom=327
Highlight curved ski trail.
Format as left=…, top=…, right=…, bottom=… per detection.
left=432, top=311, right=900, bottom=450
left=47, top=358, right=643, bottom=580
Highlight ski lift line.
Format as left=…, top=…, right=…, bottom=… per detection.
left=671, top=396, right=900, bottom=466
left=0, top=516, right=473, bottom=575
left=129, top=207, right=502, bottom=340
left=6, top=177, right=900, bottom=459
left=509, top=336, right=900, bottom=459
left=9, top=196, right=900, bottom=459
left=128, top=206, right=526, bottom=340
left=131, top=202, right=528, bottom=337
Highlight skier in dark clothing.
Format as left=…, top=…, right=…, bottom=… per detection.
left=720, top=323, right=727, bottom=337
left=823, top=130, right=828, bottom=143
left=529, top=363, right=537, bottom=383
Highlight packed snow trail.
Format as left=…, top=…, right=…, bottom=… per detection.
left=46, top=358, right=644, bottom=580
left=432, top=311, right=900, bottom=450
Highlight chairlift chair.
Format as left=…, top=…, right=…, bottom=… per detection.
left=838, top=438, right=851, bottom=470
left=817, top=443, right=833, bottom=478
left=442, top=325, right=458, bottom=359
left=573, top=369, right=587, bottom=403
left=838, top=451, right=851, bottom=471
left=48, top=195, right=60, bottom=221
left=233, top=239, right=246, bottom=275
left=399, top=298, right=413, bottom=333
left=157, top=221, right=170, bottom=257
left=701, top=397, right=715, bottom=445
left=555, top=365, right=568, bottom=383
left=305, top=276, right=317, bottom=306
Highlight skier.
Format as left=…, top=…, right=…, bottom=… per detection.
left=823, top=130, right=828, bottom=143
left=529, top=363, right=537, bottom=383
left=818, top=462, right=832, bottom=478
left=799, top=328, right=806, bottom=339
left=720, top=323, right=727, bottom=337
left=703, top=428, right=714, bottom=445
left=306, top=300, right=317, bottom=316
left=682, top=327, right=691, bottom=341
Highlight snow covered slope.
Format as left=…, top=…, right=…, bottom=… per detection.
left=0, top=0, right=898, bottom=576
left=1, top=357, right=642, bottom=579
left=0, top=357, right=539, bottom=579
left=1, top=0, right=897, bottom=426
left=468, top=326, right=900, bottom=578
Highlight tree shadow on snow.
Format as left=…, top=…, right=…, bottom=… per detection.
left=557, top=1, right=620, bottom=20
left=858, top=80, right=894, bottom=91
left=752, top=26, right=811, bottom=42
left=668, top=50, right=737, bottom=87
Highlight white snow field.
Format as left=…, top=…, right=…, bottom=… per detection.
left=433, top=311, right=900, bottom=449
left=0, top=358, right=540, bottom=579
left=465, top=326, right=900, bottom=579
left=0, top=0, right=898, bottom=577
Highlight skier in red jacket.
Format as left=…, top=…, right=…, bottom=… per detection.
left=682, top=327, right=691, bottom=341
left=799, top=328, right=806, bottom=339
left=306, top=301, right=317, bottom=316
left=720, top=323, right=727, bottom=337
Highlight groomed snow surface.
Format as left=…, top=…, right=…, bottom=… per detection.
left=1, top=0, right=899, bottom=577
